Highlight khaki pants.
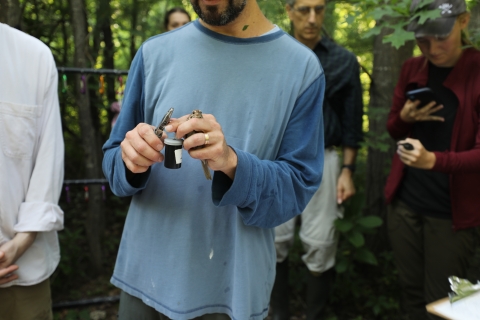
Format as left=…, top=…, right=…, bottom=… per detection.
left=274, top=149, right=343, bottom=273
left=118, top=291, right=231, bottom=320
left=388, top=199, right=477, bottom=320
left=0, top=279, right=53, bottom=320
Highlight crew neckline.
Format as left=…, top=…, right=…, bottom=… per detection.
left=193, top=19, right=284, bottom=44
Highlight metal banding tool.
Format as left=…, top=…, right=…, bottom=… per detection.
left=154, top=108, right=174, bottom=139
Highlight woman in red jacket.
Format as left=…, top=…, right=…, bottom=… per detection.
left=384, top=0, right=480, bottom=319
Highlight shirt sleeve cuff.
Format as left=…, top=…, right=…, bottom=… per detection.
left=113, top=147, right=150, bottom=195
left=432, top=151, right=447, bottom=172
left=212, top=147, right=251, bottom=207
left=14, top=201, right=64, bottom=232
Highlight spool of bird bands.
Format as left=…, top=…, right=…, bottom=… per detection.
left=164, top=138, right=183, bottom=169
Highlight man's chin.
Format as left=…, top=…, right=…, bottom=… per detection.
left=194, top=0, right=247, bottom=27
left=302, top=33, right=319, bottom=40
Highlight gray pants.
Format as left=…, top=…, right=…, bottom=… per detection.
left=118, top=291, right=231, bottom=320
left=274, top=149, right=342, bottom=273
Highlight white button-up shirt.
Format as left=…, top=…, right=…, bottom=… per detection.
left=0, top=23, right=64, bottom=287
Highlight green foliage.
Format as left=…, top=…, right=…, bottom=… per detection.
left=55, top=228, right=85, bottom=278
left=332, top=251, right=401, bottom=319
left=363, top=131, right=393, bottom=153
left=284, top=152, right=401, bottom=318
left=360, top=0, right=436, bottom=49
left=357, top=216, right=384, bottom=228
left=362, top=0, right=480, bottom=49
left=335, top=213, right=382, bottom=271
left=327, top=153, right=401, bottom=319
left=258, top=0, right=291, bottom=31
left=383, top=25, right=416, bottom=48
left=51, top=190, right=129, bottom=301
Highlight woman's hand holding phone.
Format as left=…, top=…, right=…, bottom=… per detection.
left=400, top=99, right=444, bottom=123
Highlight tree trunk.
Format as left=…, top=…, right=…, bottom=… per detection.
left=97, top=0, right=117, bottom=134
left=0, top=0, right=21, bottom=28
left=130, top=0, right=139, bottom=61
left=70, top=0, right=105, bottom=275
left=365, top=22, right=414, bottom=251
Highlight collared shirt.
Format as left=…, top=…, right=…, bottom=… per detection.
left=313, top=37, right=364, bottom=148
left=0, top=23, right=64, bottom=287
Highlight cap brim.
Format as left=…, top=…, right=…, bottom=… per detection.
left=407, top=16, right=456, bottom=38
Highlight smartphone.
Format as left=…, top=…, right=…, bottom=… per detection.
left=405, top=87, right=440, bottom=109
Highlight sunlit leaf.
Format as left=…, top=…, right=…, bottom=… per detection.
left=383, top=28, right=416, bottom=49
left=362, top=25, right=382, bottom=38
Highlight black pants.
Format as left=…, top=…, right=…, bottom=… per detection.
left=118, top=291, right=231, bottom=320
left=387, top=199, right=477, bottom=320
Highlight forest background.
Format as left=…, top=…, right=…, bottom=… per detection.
left=1, top=0, right=480, bottom=319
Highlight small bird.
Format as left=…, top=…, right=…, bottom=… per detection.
left=185, top=110, right=212, bottom=180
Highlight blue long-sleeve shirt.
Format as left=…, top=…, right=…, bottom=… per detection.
left=102, top=20, right=325, bottom=320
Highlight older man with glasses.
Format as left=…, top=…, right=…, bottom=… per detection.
left=271, top=0, right=364, bottom=319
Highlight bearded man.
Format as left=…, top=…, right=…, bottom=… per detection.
left=103, top=1, right=325, bottom=319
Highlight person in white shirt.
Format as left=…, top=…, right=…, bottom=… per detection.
left=0, top=23, right=64, bottom=320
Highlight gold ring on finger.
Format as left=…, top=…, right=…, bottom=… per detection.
left=204, top=133, right=209, bottom=145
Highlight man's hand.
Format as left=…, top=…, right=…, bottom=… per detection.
left=400, top=99, right=444, bottom=123
left=0, top=232, right=37, bottom=285
left=336, top=169, right=356, bottom=204
left=121, top=123, right=165, bottom=174
left=0, top=251, right=19, bottom=285
left=166, top=113, right=238, bottom=179
left=397, top=138, right=436, bottom=169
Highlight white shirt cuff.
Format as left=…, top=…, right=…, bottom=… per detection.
left=14, top=201, right=64, bottom=232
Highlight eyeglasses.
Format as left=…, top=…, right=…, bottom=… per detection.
left=292, top=5, right=325, bottom=16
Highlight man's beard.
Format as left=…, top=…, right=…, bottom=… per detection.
left=191, top=0, right=247, bottom=26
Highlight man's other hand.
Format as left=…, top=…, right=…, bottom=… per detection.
left=336, top=169, right=356, bottom=204
left=166, top=113, right=238, bottom=179
left=121, top=123, right=165, bottom=174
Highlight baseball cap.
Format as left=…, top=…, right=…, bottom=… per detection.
left=407, top=0, right=466, bottom=38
